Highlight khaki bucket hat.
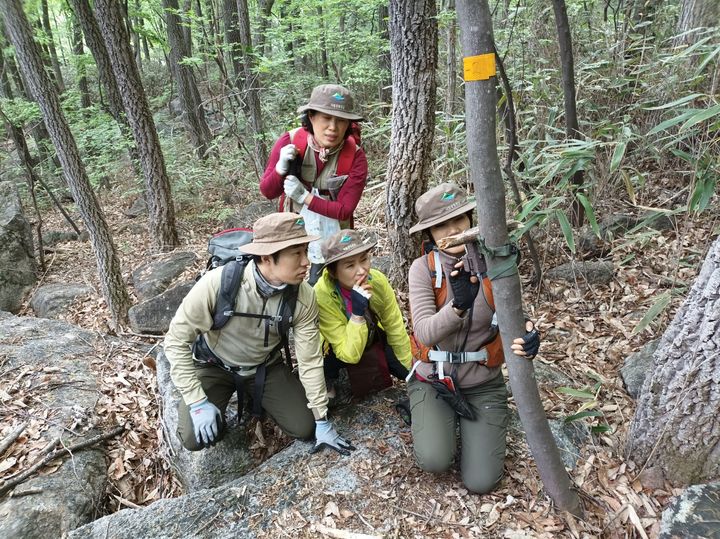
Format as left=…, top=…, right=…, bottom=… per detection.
left=297, top=84, right=364, bottom=121
left=321, top=229, right=377, bottom=267
left=241, top=213, right=320, bottom=256
left=408, top=182, right=476, bottom=235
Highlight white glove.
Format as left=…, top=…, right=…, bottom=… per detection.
left=189, top=398, right=222, bottom=446
left=310, top=419, right=356, bottom=456
left=284, top=175, right=309, bottom=205
left=275, top=144, right=297, bottom=175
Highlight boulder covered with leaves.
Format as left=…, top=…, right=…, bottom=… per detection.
left=0, top=313, right=112, bottom=537
left=0, top=181, right=36, bottom=313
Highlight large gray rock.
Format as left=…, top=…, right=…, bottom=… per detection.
left=659, top=483, right=720, bottom=539
left=620, top=339, right=660, bottom=399
left=509, top=410, right=589, bottom=470
left=545, top=260, right=614, bottom=285
left=68, top=387, right=409, bottom=539
left=128, top=282, right=194, bottom=335
left=0, top=181, right=37, bottom=312
left=0, top=313, right=107, bottom=538
left=132, top=252, right=197, bottom=300
left=156, top=349, right=254, bottom=492
left=30, top=283, right=94, bottom=318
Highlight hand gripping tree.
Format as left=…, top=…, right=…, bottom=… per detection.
left=455, top=0, right=582, bottom=516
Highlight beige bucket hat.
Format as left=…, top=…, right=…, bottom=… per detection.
left=297, top=84, right=364, bottom=121
left=320, top=229, right=377, bottom=267
left=408, top=182, right=476, bottom=235
left=241, top=213, right=320, bottom=256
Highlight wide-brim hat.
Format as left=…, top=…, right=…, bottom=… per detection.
left=241, top=212, right=320, bottom=256
left=321, top=229, right=377, bottom=267
left=297, top=84, right=364, bottom=121
left=408, top=182, right=476, bottom=235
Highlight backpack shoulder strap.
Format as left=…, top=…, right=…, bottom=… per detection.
left=278, top=284, right=300, bottom=368
left=289, top=127, right=308, bottom=158
left=336, top=136, right=357, bottom=176
left=426, top=251, right=447, bottom=308
left=212, top=258, right=249, bottom=330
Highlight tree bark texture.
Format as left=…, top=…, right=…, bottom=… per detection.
left=457, top=0, right=581, bottom=516
left=223, top=0, right=242, bottom=81
left=444, top=0, right=458, bottom=118
left=1, top=0, right=131, bottom=327
left=162, top=0, right=213, bottom=160
left=236, top=0, right=268, bottom=170
left=40, top=0, right=66, bottom=93
left=627, top=235, right=720, bottom=485
left=94, top=0, right=179, bottom=251
left=675, top=0, right=719, bottom=46
left=385, top=0, right=438, bottom=290
left=68, top=0, right=128, bottom=130
left=71, top=19, right=91, bottom=109
left=550, top=0, right=585, bottom=227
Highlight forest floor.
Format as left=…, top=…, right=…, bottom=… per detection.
left=5, top=147, right=720, bottom=538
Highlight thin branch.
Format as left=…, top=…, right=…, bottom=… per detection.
left=0, top=422, right=28, bottom=456
left=0, top=425, right=126, bottom=497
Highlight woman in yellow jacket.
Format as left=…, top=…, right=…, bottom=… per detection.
left=314, top=229, right=411, bottom=400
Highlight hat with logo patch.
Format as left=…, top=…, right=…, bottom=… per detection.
left=297, top=84, right=364, bottom=121
left=409, top=182, right=476, bottom=235
left=241, top=213, right=320, bottom=256
left=320, top=229, right=377, bottom=267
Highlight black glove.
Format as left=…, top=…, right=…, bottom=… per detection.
left=521, top=328, right=540, bottom=358
left=449, top=267, right=480, bottom=311
left=350, top=288, right=369, bottom=317
left=431, top=375, right=476, bottom=420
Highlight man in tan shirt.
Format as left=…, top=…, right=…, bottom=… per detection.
left=164, top=213, right=354, bottom=455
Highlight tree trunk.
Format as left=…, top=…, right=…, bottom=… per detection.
left=131, top=0, right=143, bottom=71
left=627, top=235, right=720, bottom=485
left=377, top=5, right=392, bottom=113
left=0, top=47, right=14, bottom=98
left=317, top=6, right=329, bottom=79
left=675, top=0, right=719, bottom=46
left=223, top=0, right=242, bottom=82
left=456, top=0, right=582, bottom=516
left=71, top=18, right=91, bottom=109
left=255, top=0, right=274, bottom=57
left=444, top=0, right=458, bottom=118
left=385, top=0, right=438, bottom=290
left=236, top=0, right=268, bottom=171
left=162, top=0, right=213, bottom=160
left=94, top=0, right=179, bottom=251
left=40, top=0, right=66, bottom=93
left=551, top=0, right=585, bottom=227
left=1, top=0, right=131, bottom=327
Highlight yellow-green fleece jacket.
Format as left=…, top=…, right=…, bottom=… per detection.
left=164, top=261, right=328, bottom=418
left=314, top=268, right=412, bottom=369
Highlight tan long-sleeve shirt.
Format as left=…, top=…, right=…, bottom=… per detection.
left=163, top=261, right=328, bottom=418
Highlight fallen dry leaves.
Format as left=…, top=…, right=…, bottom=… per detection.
left=1, top=170, right=717, bottom=537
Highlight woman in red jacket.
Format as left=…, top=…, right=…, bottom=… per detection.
left=260, top=84, right=367, bottom=284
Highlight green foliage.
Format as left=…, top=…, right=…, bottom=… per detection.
left=557, top=372, right=612, bottom=434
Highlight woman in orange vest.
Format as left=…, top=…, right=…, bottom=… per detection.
left=407, top=182, right=540, bottom=494
left=260, top=84, right=367, bottom=285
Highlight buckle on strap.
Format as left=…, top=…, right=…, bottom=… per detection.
left=427, top=349, right=489, bottom=364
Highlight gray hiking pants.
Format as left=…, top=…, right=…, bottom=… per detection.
left=407, top=373, right=509, bottom=494
left=177, top=361, right=315, bottom=451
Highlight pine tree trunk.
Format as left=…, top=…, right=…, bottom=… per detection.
left=72, top=19, right=91, bottom=109
left=1, top=0, right=131, bottom=327
left=457, top=0, right=582, bottom=516
left=94, top=0, right=179, bottom=251
left=551, top=0, right=585, bottom=227
left=223, top=0, right=242, bottom=81
left=236, top=0, right=268, bottom=170
left=40, top=0, right=66, bottom=93
left=627, top=235, right=720, bottom=485
left=385, top=0, right=438, bottom=290
left=162, top=0, right=213, bottom=160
